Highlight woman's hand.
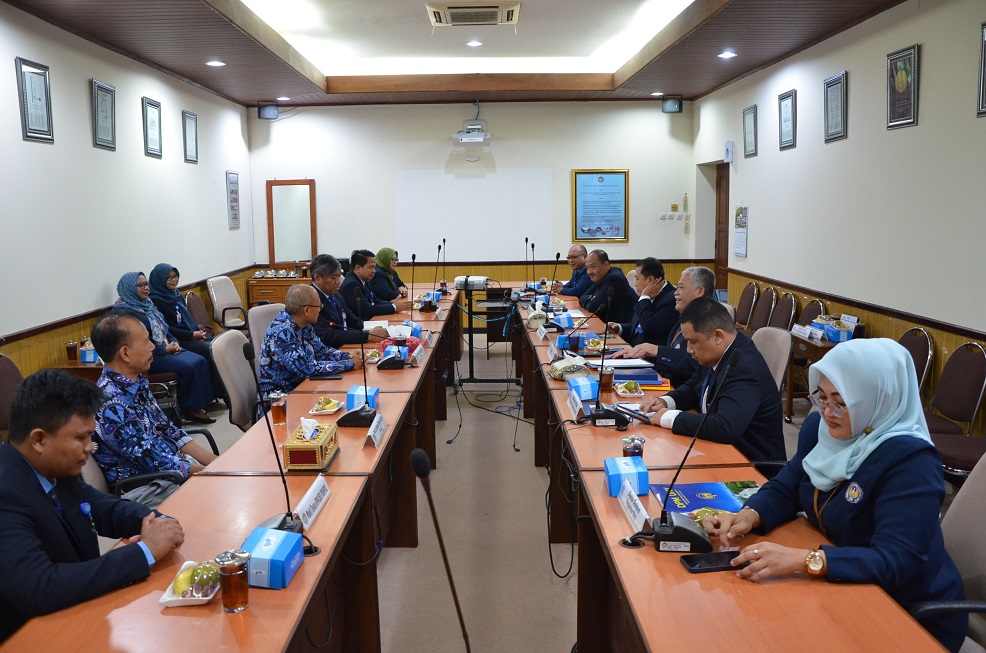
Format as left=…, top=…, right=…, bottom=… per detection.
left=399, top=286, right=409, bottom=298
left=701, top=508, right=761, bottom=548
left=192, top=330, right=206, bottom=341
left=165, top=341, right=181, bottom=354
left=731, top=543, right=816, bottom=582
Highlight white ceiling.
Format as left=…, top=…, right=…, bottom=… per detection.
left=240, top=0, right=695, bottom=75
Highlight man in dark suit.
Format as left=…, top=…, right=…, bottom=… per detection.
left=339, top=249, right=412, bottom=319
left=578, top=249, right=637, bottom=323
left=0, top=369, right=185, bottom=642
left=552, top=244, right=591, bottom=297
left=640, top=297, right=785, bottom=463
left=605, top=257, right=678, bottom=347
left=310, top=254, right=388, bottom=348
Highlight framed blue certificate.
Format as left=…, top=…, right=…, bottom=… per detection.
left=572, top=169, right=629, bottom=243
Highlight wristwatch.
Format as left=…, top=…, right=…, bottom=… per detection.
left=805, top=549, right=825, bottom=576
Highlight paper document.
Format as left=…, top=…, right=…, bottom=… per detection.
left=567, top=311, right=586, bottom=318
left=363, top=321, right=388, bottom=330
left=586, top=359, right=654, bottom=369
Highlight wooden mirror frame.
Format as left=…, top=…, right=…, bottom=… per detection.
left=266, top=179, right=317, bottom=265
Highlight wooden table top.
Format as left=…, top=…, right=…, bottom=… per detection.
left=1, top=475, right=367, bottom=653
left=201, top=392, right=413, bottom=475
left=294, top=358, right=427, bottom=394
left=580, top=467, right=945, bottom=653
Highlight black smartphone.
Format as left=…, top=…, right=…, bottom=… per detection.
left=309, top=374, right=343, bottom=380
left=680, top=550, right=748, bottom=573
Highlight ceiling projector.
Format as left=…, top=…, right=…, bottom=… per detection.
left=453, top=119, right=490, bottom=145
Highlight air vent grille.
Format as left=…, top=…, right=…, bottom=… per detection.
left=427, top=3, right=521, bottom=27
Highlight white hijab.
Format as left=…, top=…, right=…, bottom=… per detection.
left=802, top=338, right=932, bottom=490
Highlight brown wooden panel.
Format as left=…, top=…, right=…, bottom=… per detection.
left=326, top=73, right=615, bottom=94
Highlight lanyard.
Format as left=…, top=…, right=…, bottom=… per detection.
left=813, top=482, right=844, bottom=535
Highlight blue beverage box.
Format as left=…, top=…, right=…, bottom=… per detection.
left=567, top=376, right=598, bottom=401
left=604, top=456, right=649, bottom=497
left=346, top=385, right=380, bottom=409
left=554, top=313, right=574, bottom=328
left=401, top=319, right=423, bottom=338
left=241, top=527, right=304, bottom=589
left=384, top=345, right=409, bottom=362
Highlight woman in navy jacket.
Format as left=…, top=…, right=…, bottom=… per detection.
left=369, top=247, right=408, bottom=302
left=705, top=338, right=966, bottom=652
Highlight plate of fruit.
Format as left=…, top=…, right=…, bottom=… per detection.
left=616, top=381, right=645, bottom=397
left=583, top=337, right=605, bottom=351
left=365, top=348, right=381, bottom=364
left=310, top=395, right=342, bottom=415
left=160, top=561, right=221, bottom=607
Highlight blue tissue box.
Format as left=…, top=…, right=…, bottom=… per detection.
left=401, top=319, right=422, bottom=338
left=384, top=345, right=409, bottom=362
left=536, top=294, right=550, bottom=305
left=556, top=333, right=577, bottom=350
left=80, top=347, right=98, bottom=363
left=824, top=324, right=853, bottom=342
left=567, top=376, right=598, bottom=401
left=604, top=456, right=649, bottom=497
left=241, top=527, right=304, bottom=589
left=554, top=313, right=574, bottom=328
left=346, top=385, right=380, bottom=409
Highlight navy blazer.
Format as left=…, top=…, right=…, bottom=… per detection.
left=618, top=282, right=678, bottom=348
left=311, top=283, right=368, bottom=348
left=578, top=267, right=637, bottom=323
left=664, top=332, right=785, bottom=463
left=338, top=272, right=396, bottom=319
left=369, top=267, right=405, bottom=302
left=559, top=266, right=591, bottom=297
left=0, top=444, right=151, bottom=641
left=652, top=320, right=699, bottom=388
left=746, top=412, right=967, bottom=652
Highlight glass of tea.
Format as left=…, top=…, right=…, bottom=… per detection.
left=215, top=549, right=251, bottom=613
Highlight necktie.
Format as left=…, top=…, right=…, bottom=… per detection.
left=331, top=296, right=347, bottom=329
left=699, top=369, right=714, bottom=414
left=48, top=488, right=64, bottom=518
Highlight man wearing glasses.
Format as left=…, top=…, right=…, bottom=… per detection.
left=552, top=245, right=591, bottom=297
left=258, top=285, right=361, bottom=396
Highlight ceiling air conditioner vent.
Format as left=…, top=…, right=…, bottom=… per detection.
left=427, top=2, right=521, bottom=27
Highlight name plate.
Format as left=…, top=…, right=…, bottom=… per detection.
left=425, top=330, right=437, bottom=347
left=364, top=413, right=388, bottom=448
left=567, top=390, right=585, bottom=421
left=435, top=307, right=447, bottom=320
left=619, top=479, right=651, bottom=533
left=808, top=327, right=825, bottom=340
left=536, top=325, right=547, bottom=341
left=295, top=476, right=331, bottom=530
left=411, top=344, right=427, bottom=366
left=547, top=342, right=559, bottom=361
left=839, top=313, right=859, bottom=327
left=791, top=324, right=811, bottom=338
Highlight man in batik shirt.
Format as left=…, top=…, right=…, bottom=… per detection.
left=259, top=284, right=361, bottom=397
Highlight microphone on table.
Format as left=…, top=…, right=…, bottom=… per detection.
left=242, top=342, right=304, bottom=534
left=530, top=242, right=536, bottom=291
left=587, top=288, right=628, bottom=429
left=442, top=237, right=447, bottom=286
left=632, top=349, right=745, bottom=553
left=549, top=252, right=561, bottom=294
left=338, top=297, right=378, bottom=427
left=420, top=245, right=441, bottom=313
left=410, top=449, right=471, bottom=653
left=410, top=253, right=416, bottom=298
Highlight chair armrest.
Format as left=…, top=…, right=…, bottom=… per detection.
left=185, top=427, right=220, bottom=455
left=910, top=600, right=986, bottom=619
left=249, top=300, right=271, bottom=307
left=221, top=306, right=247, bottom=327
left=115, top=470, right=185, bottom=496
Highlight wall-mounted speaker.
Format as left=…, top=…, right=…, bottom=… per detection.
left=258, top=104, right=279, bottom=120
left=661, top=99, right=683, bottom=114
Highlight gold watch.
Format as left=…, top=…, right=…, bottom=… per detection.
left=805, top=549, right=825, bottom=576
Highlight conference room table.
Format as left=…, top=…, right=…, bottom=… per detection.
left=1, top=474, right=378, bottom=653
left=576, top=466, right=946, bottom=653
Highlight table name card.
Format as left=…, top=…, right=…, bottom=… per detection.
left=295, top=476, right=331, bottom=530
left=840, top=313, right=859, bottom=327
left=364, top=413, right=388, bottom=448
left=791, top=324, right=812, bottom=338
left=536, top=325, right=547, bottom=341
left=619, top=479, right=651, bottom=533
left=425, top=330, right=436, bottom=347
left=435, top=307, right=447, bottom=320
left=567, top=390, right=585, bottom=421
left=411, top=344, right=426, bottom=366
left=547, top=342, right=559, bottom=361
left=808, top=327, right=825, bottom=340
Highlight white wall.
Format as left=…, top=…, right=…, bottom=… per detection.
left=0, top=4, right=255, bottom=336
left=693, top=0, right=986, bottom=331
left=248, top=101, right=697, bottom=264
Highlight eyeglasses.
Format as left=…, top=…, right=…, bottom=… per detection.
left=136, top=282, right=149, bottom=289
left=566, top=255, right=583, bottom=260
left=167, top=274, right=179, bottom=281
left=304, top=304, right=321, bottom=310
left=809, top=391, right=847, bottom=418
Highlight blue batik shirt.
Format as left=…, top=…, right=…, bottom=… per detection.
left=93, top=367, right=195, bottom=486
left=259, top=311, right=354, bottom=396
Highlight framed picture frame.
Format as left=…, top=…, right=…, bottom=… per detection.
left=571, top=169, right=629, bottom=243
left=14, top=57, right=53, bottom=143
left=887, top=44, right=919, bottom=129
left=978, top=22, right=986, bottom=118
left=142, top=96, right=162, bottom=158
left=90, top=79, right=115, bottom=150
left=182, top=110, right=198, bottom=163
left=823, top=71, right=848, bottom=142
left=742, top=105, right=757, bottom=158
left=778, top=89, right=797, bottom=150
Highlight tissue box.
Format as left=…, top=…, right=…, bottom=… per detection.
left=241, top=527, right=304, bottom=589
left=554, top=313, right=574, bottom=328
left=283, top=422, right=339, bottom=471
left=427, top=290, right=442, bottom=302
left=604, top=456, right=649, bottom=497
left=401, top=319, right=422, bottom=338
left=384, top=346, right=409, bottom=362
left=346, top=385, right=380, bottom=409
left=824, top=324, right=853, bottom=343
left=567, top=376, right=599, bottom=401
left=536, top=294, right=550, bottom=305
left=80, top=347, right=98, bottom=363
left=556, top=333, right=577, bottom=350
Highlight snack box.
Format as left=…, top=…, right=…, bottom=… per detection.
left=401, top=319, right=423, bottom=338
left=346, top=385, right=380, bottom=409
left=823, top=324, right=853, bottom=343
left=553, top=313, right=574, bottom=328
left=604, top=456, right=649, bottom=497
left=384, top=345, right=409, bottom=362
left=80, top=346, right=98, bottom=363
left=567, top=376, right=599, bottom=401
left=241, top=527, right=304, bottom=589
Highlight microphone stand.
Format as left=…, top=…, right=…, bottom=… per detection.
left=243, top=342, right=304, bottom=533
left=338, top=297, right=378, bottom=427
left=442, top=237, right=447, bottom=288
left=420, top=245, right=440, bottom=313
left=530, top=242, right=536, bottom=291
left=411, top=449, right=471, bottom=653
left=410, top=253, right=416, bottom=301
left=549, top=252, right=561, bottom=294
left=588, top=289, right=628, bottom=428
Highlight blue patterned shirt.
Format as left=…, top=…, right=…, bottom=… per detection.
left=259, top=311, right=354, bottom=396
left=93, top=367, right=194, bottom=486
left=560, top=265, right=591, bottom=297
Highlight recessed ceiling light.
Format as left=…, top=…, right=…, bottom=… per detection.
left=650, top=92, right=664, bottom=97
left=466, top=41, right=482, bottom=47
left=276, top=96, right=290, bottom=101
left=206, top=60, right=226, bottom=67
left=717, top=50, right=737, bottom=59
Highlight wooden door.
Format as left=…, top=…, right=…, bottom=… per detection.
left=714, top=163, right=730, bottom=288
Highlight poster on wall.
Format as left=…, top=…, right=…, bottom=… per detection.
left=571, top=169, right=629, bottom=243
left=226, top=171, right=240, bottom=230
left=734, top=205, right=749, bottom=258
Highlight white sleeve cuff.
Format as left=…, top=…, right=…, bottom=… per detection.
left=662, top=395, right=677, bottom=411
left=660, top=409, right=681, bottom=429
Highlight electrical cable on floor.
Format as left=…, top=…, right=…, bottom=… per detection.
left=342, top=487, right=383, bottom=567
left=546, top=419, right=578, bottom=578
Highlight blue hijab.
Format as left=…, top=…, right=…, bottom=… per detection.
left=803, top=338, right=932, bottom=490
left=149, top=263, right=197, bottom=333
left=116, top=271, right=169, bottom=345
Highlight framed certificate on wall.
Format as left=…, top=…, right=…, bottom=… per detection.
left=572, top=169, right=629, bottom=243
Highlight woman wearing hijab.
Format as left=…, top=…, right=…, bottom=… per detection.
left=113, top=271, right=216, bottom=424
left=369, top=247, right=408, bottom=302
left=704, top=339, right=966, bottom=652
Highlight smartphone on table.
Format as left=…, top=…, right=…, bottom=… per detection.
left=680, top=550, right=749, bottom=573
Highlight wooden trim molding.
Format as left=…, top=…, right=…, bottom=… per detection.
left=325, top=73, right=615, bottom=94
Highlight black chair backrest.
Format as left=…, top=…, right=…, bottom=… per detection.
left=898, top=327, right=933, bottom=391
left=931, top=342, right=986, bottom=425
left=0, top=355, right=25, bottom=432
left=746, top=286, right=776, bottom=332
left=797, top=298, right=825, bottom=326
left=735, top=282, right=758, bottom=327
left=767, top=292, right=796, bottom=330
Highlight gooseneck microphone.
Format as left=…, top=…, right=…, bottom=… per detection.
left=410, top=449, right=471, bottom=653
left=243, top=342, right=303, bottom=533
left=530, top=242, right=536, bottom=290
left=650, top=348, right=744, bottom=553
left=410, top=253, right=416, bottom=298
left=588, top=288, right=628, bottom=428
left=549, top=252, right=561, bottom=293
left=523, top=237, right=529, bottom=287
left=432, top=243, right=442, bottom=291
left=442, top=237, right=447, bottom=284
left=337, top=297, right=377, bottom=427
